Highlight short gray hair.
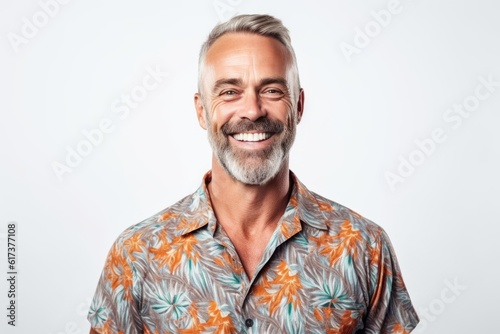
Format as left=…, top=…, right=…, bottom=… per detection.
left=198, top=14, right=301, bottom=101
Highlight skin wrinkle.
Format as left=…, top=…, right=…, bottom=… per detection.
left=199, top=32, right=299, bottom=105
left=211, top=77, right=290, bottom=99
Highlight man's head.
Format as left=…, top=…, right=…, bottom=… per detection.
left=195, top=14, right=304, bottom=185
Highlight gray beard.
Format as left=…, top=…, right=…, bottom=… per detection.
left=206, top=115, right=295, bottom=185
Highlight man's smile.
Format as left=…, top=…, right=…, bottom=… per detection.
left=231, top=132, right=273, bottom=142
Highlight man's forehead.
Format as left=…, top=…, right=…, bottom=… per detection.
left=205, top=32, right=289, bottom=66
left=203, top=32, right=290, bottom=85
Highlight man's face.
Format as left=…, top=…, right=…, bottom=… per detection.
left=195, top=32, right=303, bottom=185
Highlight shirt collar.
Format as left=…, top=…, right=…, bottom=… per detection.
left=174, top=170, right=329, bottom=237
left=287, top=171, right=329, bottom=232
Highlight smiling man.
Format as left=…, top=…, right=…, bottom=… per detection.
left=88, top=14, right=419, bottom=333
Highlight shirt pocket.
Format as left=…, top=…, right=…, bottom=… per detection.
left=306, top=306, right=365, bottom=334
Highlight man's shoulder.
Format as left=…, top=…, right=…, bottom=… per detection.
left=113, top=190, right=204, bottom=248
left=304, top=188, right=386, bottom=244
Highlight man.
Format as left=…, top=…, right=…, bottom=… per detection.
left=88, top=14, right=419, bottom=333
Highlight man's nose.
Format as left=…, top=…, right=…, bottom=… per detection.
left=239, top=91, right=266, bottom=121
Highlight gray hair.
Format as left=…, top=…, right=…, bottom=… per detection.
left=197, top=14, right=301, bottom=101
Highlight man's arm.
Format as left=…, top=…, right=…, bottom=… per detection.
left=363, top=230, right=419, bottom=332
left=87, top=236, right=144, bottom=333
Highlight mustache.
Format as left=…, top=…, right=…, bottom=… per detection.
left=221, top=118, right=284, bottom=135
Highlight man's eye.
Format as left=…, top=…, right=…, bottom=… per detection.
left=263, top=89, right=283, bottom=95
left=221, top=90, right=236, bottom=95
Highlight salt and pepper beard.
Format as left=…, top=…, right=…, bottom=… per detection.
left=206, top=110, right=297, bottom=185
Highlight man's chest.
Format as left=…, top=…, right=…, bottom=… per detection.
left=138, top=230, right=368, bottom=333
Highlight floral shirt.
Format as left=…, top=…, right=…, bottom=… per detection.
left=88, top=171, right=419, bottom=333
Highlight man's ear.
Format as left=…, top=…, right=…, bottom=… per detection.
left=194, top=93, right=207, bottom=129
left=296, top=88, right=305, bottom=124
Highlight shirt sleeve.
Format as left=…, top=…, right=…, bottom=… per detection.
left=87, top=232, right=144, bottom=334
left=363, top=230, right=420, bottom=333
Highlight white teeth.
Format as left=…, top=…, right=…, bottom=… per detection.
left=233, top=132, right=271, bottom=142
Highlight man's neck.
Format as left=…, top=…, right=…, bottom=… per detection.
left=208, top=156, right=291, bottom=239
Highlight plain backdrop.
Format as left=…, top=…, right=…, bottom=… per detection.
left=1, top=0, right=499, bottom=333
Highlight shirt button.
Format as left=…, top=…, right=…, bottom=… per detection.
left=245, top=318, right=254, bottom=327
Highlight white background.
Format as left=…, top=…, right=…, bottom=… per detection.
left=1, top=0, right=499, bottom=333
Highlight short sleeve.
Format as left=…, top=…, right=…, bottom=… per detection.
left=88, top=233, right=145, bottom=333
left=363, top=230, right=419, bottom=333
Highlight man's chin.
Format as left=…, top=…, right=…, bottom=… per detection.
left=229, top=170, right=276, bottom=186
left=221, top=156, right=283, bottom=185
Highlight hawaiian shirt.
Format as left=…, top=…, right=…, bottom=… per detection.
left=88, top=171, right=419, bottom=333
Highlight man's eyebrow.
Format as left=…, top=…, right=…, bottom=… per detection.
left=212, top=78, right=243, bottom=94
left=211, top=77, right=289, bottom=94
left=259, top=77, right=288, bottom=88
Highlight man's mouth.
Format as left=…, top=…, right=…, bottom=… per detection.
left=232, top=132, right=272, bottom=142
